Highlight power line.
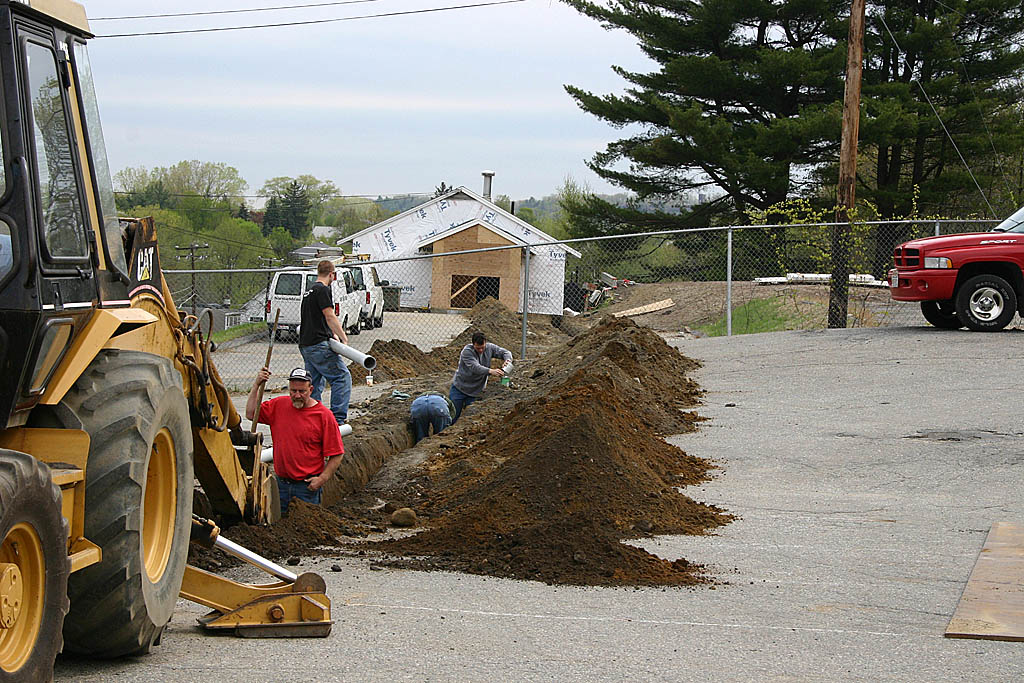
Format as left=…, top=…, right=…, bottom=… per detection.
left=114, top=190, right=430, bottom=200
left=156, top=223, right=279, bottom=253
left=92, top=0, right=390, bottom=21
left=96, top=0, right=527, bottom=38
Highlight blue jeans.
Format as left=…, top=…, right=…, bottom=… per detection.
left=277, top=476, right=322, bottom=517
left=300, top=341, right=351, bottom=424
left=448, top=384, right=477, bottom=424
left=410, top=395, right=452, bottom=443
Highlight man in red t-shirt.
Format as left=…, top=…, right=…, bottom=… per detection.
left=246, top=366, right=344, bottom=516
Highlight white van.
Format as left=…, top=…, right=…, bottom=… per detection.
left=266, top=268, right=362, bottom=340
left=343, top=263, right=385, bottom=329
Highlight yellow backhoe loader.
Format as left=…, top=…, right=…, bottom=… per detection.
left=0, top=2, right=330, bottom=679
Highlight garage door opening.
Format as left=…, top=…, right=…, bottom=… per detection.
left=450, top=275, right=500, bottom=308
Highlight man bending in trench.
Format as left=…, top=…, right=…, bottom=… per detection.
left=448, top=331, right=513, bottom=423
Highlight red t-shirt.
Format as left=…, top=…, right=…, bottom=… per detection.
left=258, top=396, right=344, bottom=480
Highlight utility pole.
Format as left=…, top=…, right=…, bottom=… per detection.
left=828, top=0, right=866, bottom=329
left=175, top=242, right=209, bottom=318
left=257, top=256, right=282, bottom=321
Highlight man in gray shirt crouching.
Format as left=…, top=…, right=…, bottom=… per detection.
left=448, top=331, right=513, bottom=422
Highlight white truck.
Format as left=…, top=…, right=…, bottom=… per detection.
left=266, top=267, right=362, bottom=340
left=343, top=263, right=385, bottom=329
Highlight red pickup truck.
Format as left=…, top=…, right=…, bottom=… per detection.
left=888, top=209, right=1024, bottom=331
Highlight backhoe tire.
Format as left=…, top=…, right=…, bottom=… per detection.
left=920, top=301, right=962, bottom=329
left=0, top=450, right=69, bottom=682
left=54, top=350, right=194, bottom=658
left=955, top=274, right=1017, bottom=331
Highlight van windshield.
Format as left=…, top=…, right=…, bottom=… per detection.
left=275, top=273, right=302, bottom=295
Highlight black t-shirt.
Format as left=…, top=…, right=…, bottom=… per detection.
left=299, top=280, right=333, bottom=347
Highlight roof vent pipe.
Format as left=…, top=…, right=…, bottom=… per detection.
left=482, top=170, right=495, bottom=200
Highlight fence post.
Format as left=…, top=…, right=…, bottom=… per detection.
left=726, top=228, right=733, bottom=337
left=934, top=219, right=940, bottom=237
left=521, top=246, right=530, bottom=360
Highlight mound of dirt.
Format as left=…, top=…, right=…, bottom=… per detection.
left=370, top=316, right=729, bottom=586
left=375, top=384, right=729, bottom=586
left=350, top=339, right=449, bottom=383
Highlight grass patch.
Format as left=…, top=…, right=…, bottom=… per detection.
left=211, top=321, right=265, bottom=344
left=698, top=296, right=817, bottom=337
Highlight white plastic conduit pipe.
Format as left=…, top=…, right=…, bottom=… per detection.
left=328, top=338, right=376, bottom=370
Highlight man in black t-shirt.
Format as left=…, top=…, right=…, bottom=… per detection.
left=298, top=260, right=352, bottom=425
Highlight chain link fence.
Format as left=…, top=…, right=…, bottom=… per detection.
left=163, top=219, right=999, bottom=391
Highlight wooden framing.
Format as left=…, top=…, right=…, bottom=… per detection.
left=429, top=224, right=522, bottom=311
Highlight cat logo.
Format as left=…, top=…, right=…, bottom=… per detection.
left=137, top=246, right=154, bottom=281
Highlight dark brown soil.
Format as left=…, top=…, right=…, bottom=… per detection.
left=349, top=339, right=449, bottom=383
left=194, top=302, right=731, bottom=587
left=369, top=316, right=728, bottom=586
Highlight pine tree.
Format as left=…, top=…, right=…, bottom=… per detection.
left=564, top=0, right=1024, bottom=243
left=281, top=180, right=311, bottom=239
left=262, top=196, right=283, bottom=237
left=563, top=0, right=849, bottom=234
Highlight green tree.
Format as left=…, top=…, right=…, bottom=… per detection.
left=260, top=175, right=339, bottom=225
left=155, top=160, right=247, bottom=202
left=262, top=196, right=284, bottom=236
left=563, top=0, right=848, bottom=235
left=319, top=196, right=394, bottom=238
left=267, top=225, right=294, bottom=260
left=280, top=180, right=311, bottom=239
left=208, top=217, right=268, bottom=304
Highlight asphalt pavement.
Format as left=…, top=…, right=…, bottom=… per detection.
left=55, top=325, right=1024, bottom=681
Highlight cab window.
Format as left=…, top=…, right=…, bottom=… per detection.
left=0, top=221, right=13, bottom=281
left=73, top=41, right=127, bottom=274
left=26, top=40, right=87, bottom=260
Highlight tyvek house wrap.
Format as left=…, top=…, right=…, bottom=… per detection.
left=347, top=190, right=577, bottom=315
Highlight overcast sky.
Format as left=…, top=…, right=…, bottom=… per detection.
left=83, top=0, right=651, bottom=202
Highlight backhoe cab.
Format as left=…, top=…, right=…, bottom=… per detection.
left=0, top=2, right=330, bottom=679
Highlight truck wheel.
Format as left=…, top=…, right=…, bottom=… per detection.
left=53, top=350, right=194, bottom=658
left=920, top=301, right=962, bottom=329
left=956, top=274, right=1017, bottom=331
left=349, top=316, right=361, bottom=336
left=374, top=306, right=384, bottom=328
left=0, top=450, right=69, bottom=682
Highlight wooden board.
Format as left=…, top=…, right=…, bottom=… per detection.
left=612, top=298, right=674, bottom=318
left=946, top=522, right=1024, bottom=640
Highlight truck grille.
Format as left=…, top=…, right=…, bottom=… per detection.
left=893, top=247, right=919, bottom=267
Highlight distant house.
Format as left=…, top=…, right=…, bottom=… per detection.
left=336, top=186, right=580, bottom=315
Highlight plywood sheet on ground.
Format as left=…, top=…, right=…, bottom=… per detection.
left=613, top=298, right=674, bottom=318
left=946, top=521, right=1024, bottom=640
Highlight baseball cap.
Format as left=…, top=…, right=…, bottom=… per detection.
left=288, top=367, right=312, bottom=382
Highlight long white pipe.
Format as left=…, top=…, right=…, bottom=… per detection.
left=261, top=424, right=352, bottom=463
left=213, top=534, right=297, bottom=582
left=328, top=338, right=376, bottom=370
